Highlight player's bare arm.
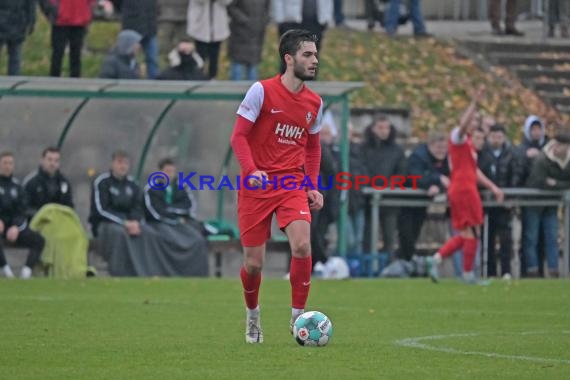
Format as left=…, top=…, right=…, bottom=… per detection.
left=477, top=168, right=504, bottom=202
left=458, top=85, right=486, bottom=138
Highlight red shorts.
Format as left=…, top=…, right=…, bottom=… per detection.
left=238, top=190, right=311, bottom=246
left=448, top=188, right=483, bottom=230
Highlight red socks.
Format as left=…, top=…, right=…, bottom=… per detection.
left=240, top=266, right=261, bottom=310
left=439, top=235, right=464, bottom=258
left=462, top=238, right=478, bottom=272
left=290, top=256, right=312, bottom=310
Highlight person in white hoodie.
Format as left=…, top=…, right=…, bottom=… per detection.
left=186, top=0, right=232, bottom=79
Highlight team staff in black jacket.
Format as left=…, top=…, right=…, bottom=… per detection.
left=88, top=150, right=143, bottom=237
left=0, top=152, right=45, bottom=279
left=144, top=158, right=198, bottom=225
left=23, top=147, right=73, bottom=216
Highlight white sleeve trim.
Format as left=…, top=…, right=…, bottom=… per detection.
left=450, top=127, right=467, bottom=145
left=94, top=173, right=124, bottom=225
left=309, top=98, right=324, bottom=134
left=236, top=81, right=263, bottom=123
left=143, top=185, right=161, bottom=221
left=17, top=220, right=28, bottom=232
left=22, top=170, right=38, bottom=187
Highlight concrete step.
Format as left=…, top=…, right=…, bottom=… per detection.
left=514, top=66, right=570, bottom=80
left=461, top=40, right=570, bottom=55
left=489, top=52, right=570, bottom=67
left=540, top=92, right=570, bottom=107
left=532, top=81, right=570, bottom=93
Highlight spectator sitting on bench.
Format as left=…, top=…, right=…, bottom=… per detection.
left=0, top=151, right=45, bottom=279
left=143, top=158, right=209, bottom=277
left=23, top=146, right=73, bottom=217
left=89, top=150, right=142, bottom=239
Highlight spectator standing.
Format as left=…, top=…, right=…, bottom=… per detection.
left=23, top=147, right=73, bottom=217
left=488, top=0, right=523, bottom=36
left=0, top=152, right=45, bottom=279
left=187, top=0, right=232, bottom=79
left=548, top=0, right=570, bottom=38
left=272, top=0, right=333, bottom=72
left=0, top=0, right=36, bottom=76
left=362, top=114, right=406, bottom=259
left=384, top=0, right=429, bottom=37
left=397, top=131, right=449, bottom=261
left=227, top=0, right=270, bottom=81
left=525, top=133, right=570, bottom=278
left=39, top=0, right=95, bottom=77
left=116, top=0, right=160, bottom=79
left=514, top=115, right=549, bottom=276
left=481, top=124, right=518, bottom=278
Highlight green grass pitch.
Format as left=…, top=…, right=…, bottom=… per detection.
left=1, top=278, right=569, bottom=379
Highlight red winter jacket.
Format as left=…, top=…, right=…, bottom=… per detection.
left=40, top=0, right=95, bottom=26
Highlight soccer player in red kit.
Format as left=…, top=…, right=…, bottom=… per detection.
left=427, top=86, right=504, bottom=284
left=230, top=30, right=325, bottom=343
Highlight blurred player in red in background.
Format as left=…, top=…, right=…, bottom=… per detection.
left=427, top=86, right=504, bottom=284
left=230, top=29, right=324, bottom=344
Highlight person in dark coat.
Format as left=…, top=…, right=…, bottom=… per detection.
left=157, top=41, right=207, bottom=81
left=99, top=29, right=142, bottom=79
left=227, top=0, right=270, bottom=81
left=23, top=147, right=73, bottom=217
left=346, top=127, right=367, bottom=256
left=524, top=132, right=570, bottom=278
left=361, top=114, right=406, bottom=257
left=397, top=131, right=449, bottom=261
left=39, top=0, right=95, bottom=77
left=0, top=0, right=36, bottom=76
left=480, top=124, right=518, bottom=278
left=514, top=115, right=549, bottom=277
left=114, top=0, right=159, bottom=79
left=0, top=152, right=45, bottom=279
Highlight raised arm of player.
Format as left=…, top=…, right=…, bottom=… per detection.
left=477, top=168, right=504, bottom=203
left=458, top=85, right=486, bottom=139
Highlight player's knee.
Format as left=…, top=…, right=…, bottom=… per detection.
left=244, top=262, right=263, bottom=275
left=291, top=240, right=311, bottom=258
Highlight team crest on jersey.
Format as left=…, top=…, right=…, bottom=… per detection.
left=306, top=112, right=312, bottom=124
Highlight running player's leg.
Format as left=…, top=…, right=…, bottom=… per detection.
left=459, top=225, right=480, bottom=283
left=242, top=244, right=265, bottom=343
left=238, top=196, right=273, bottom=343
left=276, top=190, right=312, bottom=332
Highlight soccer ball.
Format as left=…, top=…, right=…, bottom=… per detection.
left=293, top=311, right=333, bottom=347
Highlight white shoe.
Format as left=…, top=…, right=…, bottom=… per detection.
left=20, top=266, right=32, bottom=280
left=2, top=265, right=15, bottom=279
left=283, top=272, right=290, bottom=280
left=290, top=310, right=304, bottom=335
left=245, top=309, right=263, bottom=344
left=502, top=273, right=512, bottom=281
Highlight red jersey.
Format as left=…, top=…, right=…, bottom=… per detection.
left=448, top=127, right=478, bottom=194
left=235, top=75, right=323, bottom=197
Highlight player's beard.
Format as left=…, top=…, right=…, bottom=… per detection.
left=293, top=60, right=317, bottom=81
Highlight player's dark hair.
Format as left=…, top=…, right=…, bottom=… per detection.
left=112, top=150, right=130, bottom=161
left=42, top=146, right=60, bottom=157
left=489, top=124, right=506, bottom=134
left=158, top=157, right=175, bottom=170
left=0, top=151, right=14, bottom=160
left=279, top=29, right=318, bottom=73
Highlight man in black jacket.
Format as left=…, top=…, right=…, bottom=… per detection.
left=114, top=0, right=159, bottom=79
left=397, top=131, right=449, bottom=261
left=88, top=150, right=143, bottom=238
left=362, top=114, right=406, bottom=257
left=0, top=152, right=45, bottom=279
left=0, top=0, right=36, bottom=75
left=481, top=124, right=517, bottom=278
left=23, top=147, right=73, bottom=217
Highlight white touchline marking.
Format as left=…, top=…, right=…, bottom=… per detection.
left=394, top=332, right=570, bottom=365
